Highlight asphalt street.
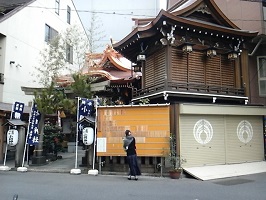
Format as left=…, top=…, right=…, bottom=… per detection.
left=1, top=171, right=266, bottom=200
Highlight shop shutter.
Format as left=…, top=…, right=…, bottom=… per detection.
left=225, top=116, right=264, bottom=164
left=180, top=115, right=226, bottom=167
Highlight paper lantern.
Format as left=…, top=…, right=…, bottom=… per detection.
left=82, top=127, right=94, bottom=145
left=7, top=129, right=19, bottom=146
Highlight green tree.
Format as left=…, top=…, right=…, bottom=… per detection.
left=33, top=25, right=91, bottom=159
left=35, top=35, right=66, bottom=87
left=33, top=82, right=73, bottom=157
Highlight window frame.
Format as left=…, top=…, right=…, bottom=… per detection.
left=66, top=43, right=73, bottom=64
left=67, top=6, right=71, bottom=24
left=55, top=0, right=60, bottom=15
left=257, top=56, right=266, bottom=96
left=45, top=24, right=58, bottom=42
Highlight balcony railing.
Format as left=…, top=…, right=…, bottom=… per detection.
left=133, top=82, right=245, bottom=98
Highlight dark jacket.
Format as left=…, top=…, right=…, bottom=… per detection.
left=126, top=137, right=136, bottom=156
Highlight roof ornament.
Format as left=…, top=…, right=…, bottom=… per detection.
left=228, top=40, right=242, bottom=60
left=197, top=4, right=211, bottom=14
left=160, top=27, right=166, bottom=37
left=140, top=42, right=148, bottom=54
left=160, top=21, right=176, bottom=46
left=137, top=42, right=148, bottom=62
left=167, top=25, right=176, bottom=45
left=110, top=36, right=114, bottom=47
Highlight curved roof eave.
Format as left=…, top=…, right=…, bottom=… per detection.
left=97, top=46, right=132, bottom=71
left=168, top=0, right=239, bottom=29
left=113, top=9, right=167, bottom=48
left=177, top=16, right=258, bottom=37
left=107, top=55, right=131, bottom=72
left=113, top=9, right=257, bottom=50
left=87, top=70, right=121, bottom=81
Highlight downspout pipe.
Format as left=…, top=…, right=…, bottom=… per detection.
left=248, top=38, right=263, bottom=56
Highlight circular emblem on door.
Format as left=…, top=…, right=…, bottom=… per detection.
left=237, top=120, right=253, bottom=144
left=193, top=119, right=213, bottom=145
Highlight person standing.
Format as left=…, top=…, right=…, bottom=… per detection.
left=123, top=130, right=141, bottom=180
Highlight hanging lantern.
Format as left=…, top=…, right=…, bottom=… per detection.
left=133, top=65, right=141, bottom=72
left=82, top=127, right=94, bottom=145
left=7, top=129, right=19, bottom=146
left=182, top=43, right=193, bottom=54
left=207, top=48, right=217, bottom=58
left=137, top=54, right=146, bottom=61
left=228, top=51, right=238, bottom=60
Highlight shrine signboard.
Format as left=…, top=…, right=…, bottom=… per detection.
left=97, top=104, right=170, bottom=157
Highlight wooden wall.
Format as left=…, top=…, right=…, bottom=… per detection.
left=145, top=48, right=166, bottom=88
left=171, top=48, right=235, bottom=87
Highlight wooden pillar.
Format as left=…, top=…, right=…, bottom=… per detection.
left=141, top=60, right=145, bottom=89
left=240, top=49, right=250, bottom=97
left=166, top=45, right=171, bottom=82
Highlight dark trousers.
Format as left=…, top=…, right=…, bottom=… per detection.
left=127, top=154, right=141, bottom=176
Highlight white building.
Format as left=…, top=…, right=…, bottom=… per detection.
left=0, top=0, right=88, bottom=162
left=0, top=0, right=88, bottom=106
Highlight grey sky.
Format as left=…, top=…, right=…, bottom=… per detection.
left=73, top=0, right=166, bottom=52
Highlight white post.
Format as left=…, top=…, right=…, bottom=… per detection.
left=75, top=97, right=79, bottom=169
left=0, top=143, right=10, bottom=171
left=92, top=96, right=98, bottom=170
left=17, top=103, right=34, bottom=172
left=70, top=97, right=81, bottom=175
left=3, top=144, right=8, bottom=166
left=0, top=103, right=15, bottom=171
left=88, top=96, right=99, bottom=175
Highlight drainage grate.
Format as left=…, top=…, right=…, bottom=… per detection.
left=213, top=178, right=254, bottom=186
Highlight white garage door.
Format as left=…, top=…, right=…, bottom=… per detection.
left=180, top=115, right=264, bottom=167
left=225, top=116, right=264, bottom=164
left=180, top=115, right=226, bottom=168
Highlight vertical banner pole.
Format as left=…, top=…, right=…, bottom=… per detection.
left=75, top=97, right=80, bottom=169
left=88, top=97, right=99, bottom=175
left=27, top=144, right=29, bottom=165
left=92, top=96, right=98, bottom=170
left=70, top=97, right=81, bottom=174
left=21, top=103, right=34, bottom=168
left=70, top=97, right=82, bottom=175
left=3, top=144, right=8, bottom=166
left=2, top=103, right=14, bottom=167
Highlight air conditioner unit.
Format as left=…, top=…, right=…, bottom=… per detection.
left=137, top=54, right=146, bottom=61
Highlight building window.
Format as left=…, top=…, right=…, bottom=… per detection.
left=67, top=6, right=71, bottom=24
left=55, top=0, right=60, bottom=15
left=66, top=44, right=73, bottom=63
left=45, top=24, right=58, bottom=42
left=257, top=56, right=266, bottom=96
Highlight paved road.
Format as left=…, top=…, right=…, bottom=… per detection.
left=1, top=171, right=266, bottom=200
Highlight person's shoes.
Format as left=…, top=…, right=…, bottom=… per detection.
left=127, top=176, right=131, bottom=180
left=134, top=176, right=138, bottom=181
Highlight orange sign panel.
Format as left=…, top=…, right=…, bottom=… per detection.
left=96, top=104, right=170, bottom=157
